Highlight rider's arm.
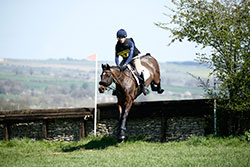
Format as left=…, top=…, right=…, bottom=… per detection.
left=115, top=54, right=119, bottom=65
left=123, top=40, right=134, bottom=66
left=115, top=44, right=119, bottom=65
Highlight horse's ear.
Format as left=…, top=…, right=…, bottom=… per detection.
left=101, top=64, right=110, bottom=70
left=106, top=64, right=111, bottom=70
left=102, top=64, right=108, bottom=70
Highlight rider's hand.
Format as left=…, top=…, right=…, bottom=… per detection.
left=118, top=65, right=127, bottom=71
left=120, top=65, right=127, bottom=71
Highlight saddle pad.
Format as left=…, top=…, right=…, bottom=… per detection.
left=128, top=65, right=150, bottom=87
left=142, top=66, right=150, bottom=82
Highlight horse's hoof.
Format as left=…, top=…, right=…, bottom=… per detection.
left=118, top=136, right=125, bottom=143
left=119, top=135, right=125, bottom=139
left=158, top=89, right=164, bottom=94
left=118, top=139, right=124, bottom=143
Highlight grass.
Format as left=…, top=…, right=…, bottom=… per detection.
left=0, top=136, right=249, bottom=167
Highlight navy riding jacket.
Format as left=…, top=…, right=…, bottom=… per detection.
left=115, top=38, right=140, bottom=66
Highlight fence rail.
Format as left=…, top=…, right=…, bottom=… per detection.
left=0, top=108, right=94, bottom=121
left=97, top=99, right=213, bottom=119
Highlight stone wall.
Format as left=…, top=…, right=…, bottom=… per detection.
left=0, top=119, right=88, bottom=141
left=7, top=122, right=43, bottom=140
left=165, top=117, right=206, bottom=141
left=86, top=116, right=206, bottom=142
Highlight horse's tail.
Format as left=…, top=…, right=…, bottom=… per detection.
left=141, top=53, right=152, bottom=59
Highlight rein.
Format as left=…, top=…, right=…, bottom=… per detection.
left=100, top=66, right=131, bottom=92
left=113, top=67, right=131, bottom=82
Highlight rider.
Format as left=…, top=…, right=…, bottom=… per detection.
left=115, top=29, right=149, bottom=95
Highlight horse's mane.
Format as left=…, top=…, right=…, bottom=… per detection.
left=110, top=65, right=120, bottom=69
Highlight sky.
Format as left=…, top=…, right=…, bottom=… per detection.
left=0, top=0, right=207, bottom=62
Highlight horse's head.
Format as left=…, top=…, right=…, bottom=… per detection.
left=99, top=64, right=113, bottom=93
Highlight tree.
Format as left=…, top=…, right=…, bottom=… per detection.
left=156, top=0, right=250, bottom=112
left=156, top=0, right=250, bottom=134
left=0, top=79, right=26, bottom=95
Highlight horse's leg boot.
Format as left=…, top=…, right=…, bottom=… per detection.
left=118, top=128, right=126, bottom=141
left=157, top=81, right=164, bottom=94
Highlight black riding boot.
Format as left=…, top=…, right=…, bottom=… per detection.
left=112, top=90, right=116, bottom=96
left=139, top=73, right=149, bottom=95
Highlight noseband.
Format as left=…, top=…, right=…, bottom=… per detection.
left=99, top=70, right=114, bottom=90
left=99, top=67, right=125, bottom=91
left=99, top=81, right=110, bottom=87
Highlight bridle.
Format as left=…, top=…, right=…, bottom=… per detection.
left=99, top=70, right=115, bottom=92
left=99, top=66, right=129, bottom=92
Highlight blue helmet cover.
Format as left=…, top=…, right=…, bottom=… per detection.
left=117, top=29, right=127, bottom=38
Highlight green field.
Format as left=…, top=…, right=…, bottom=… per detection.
left=0, top=58, right=96, bottom=109
left=0, top=58, right=212, bottom=109
left=0, top=136, right=249, bottom=167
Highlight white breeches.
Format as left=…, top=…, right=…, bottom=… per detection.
left=132, top=55, right=143, bottom=74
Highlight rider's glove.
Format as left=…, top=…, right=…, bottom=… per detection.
left=119, top=65, right=127, bottom=71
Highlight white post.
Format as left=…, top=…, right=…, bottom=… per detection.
left=213, top=67, right=217, bottom=136
left=94, top=55, right=98, bottom=137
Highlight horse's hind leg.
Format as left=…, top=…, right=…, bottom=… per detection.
left=152, top=73, right=164, bottom=94
left=151, top=80, right=164, bottom=94
left=150, top=81, right=158, bottom=91
left=156, top=79, right=164, bottom=94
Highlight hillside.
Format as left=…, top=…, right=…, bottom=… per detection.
left=0, top=58, right=211, bottom=110
left=0, top=58, right=96, bottom=110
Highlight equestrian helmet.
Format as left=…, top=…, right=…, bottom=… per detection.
left=116, top=29, right=127, bottom=38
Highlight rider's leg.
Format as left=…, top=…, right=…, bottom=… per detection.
left=133, top=56, right=149, bottom=95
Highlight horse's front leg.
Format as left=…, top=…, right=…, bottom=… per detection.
left=118, top=98, right=133, bottom=141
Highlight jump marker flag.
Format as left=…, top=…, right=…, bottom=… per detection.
left=87, top=54, right=97, bottom=61
left=87, top=54, right=97, bottom=137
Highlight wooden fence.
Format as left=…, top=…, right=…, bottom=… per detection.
left=0, top=108, right=94, bottom=141
left=97, top=99, right=213, bottom=119
left=0, top=99, right=214, bottom=141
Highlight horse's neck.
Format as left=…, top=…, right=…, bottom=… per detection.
left=111, top=68, right=122, bottom=83
left=111, top=68, right=130, bottom=87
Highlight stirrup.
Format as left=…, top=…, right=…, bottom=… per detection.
left=142, top=87, right=149, bottom=95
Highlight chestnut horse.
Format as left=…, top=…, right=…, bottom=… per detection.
left=99, top=54, right=164, bottom=141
